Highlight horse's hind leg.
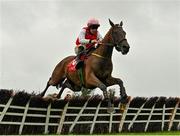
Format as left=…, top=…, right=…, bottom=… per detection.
left=56, top=80, right=74, bottom=99
left=56, top=85, right=65, bottom=99
left=40, top=77, right=65, bottom=97
left=40, top=78, right=51, bottom=97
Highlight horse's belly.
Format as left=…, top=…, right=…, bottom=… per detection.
left=91, top=61, right=112, bottom=78
left=96, top=70, right=110, bottom=79
left=94, top=67, right=112, bottom=79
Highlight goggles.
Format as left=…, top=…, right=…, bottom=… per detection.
left=90, top=25, right=99, bottom=29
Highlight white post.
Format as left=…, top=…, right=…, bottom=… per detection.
left=0, top=97, right=13, bottom=123
left=109, top=109, right=113, bottom=133
left=144, top=98, right=159, bottom=132
left=44, top=103, right=51, bottom=134
left=69, top=99, right=89, bottom=133
left=19, top=100, right=30, bottom=135
left=177, top=121, right=180, bottom=130
left=128, top=99, right=147, bottom=131
left=168, top=99, right=180, bottom=131
left=161, top=104, right=165, bottom=131
left=57, top=102, right=69, bottom=134
left=119, top=97, right=131, bottom=132
left=90, top=101, right=101, bottom=134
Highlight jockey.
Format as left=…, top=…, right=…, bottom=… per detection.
left=75, top=18, right=103, bottom=69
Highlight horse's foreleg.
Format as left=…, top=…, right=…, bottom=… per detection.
left=86, top=73, right=108, bottom=99
left=106, top=77, right=128, bottom=103
left=86, top=73, right=113, bottom=113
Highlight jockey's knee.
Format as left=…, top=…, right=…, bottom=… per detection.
left=75, top=45, right=86, bottom=54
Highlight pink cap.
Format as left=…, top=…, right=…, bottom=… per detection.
left=87, top=18, right=100, bottom=27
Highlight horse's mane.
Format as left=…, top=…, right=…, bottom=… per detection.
left=102, top=27, right=113, bottom=43
left=86, top=27, right=113, bottom=56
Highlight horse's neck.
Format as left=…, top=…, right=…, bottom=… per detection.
left=93, top=30, right=114, bottom=59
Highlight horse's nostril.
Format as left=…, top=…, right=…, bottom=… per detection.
left=122, top=45, right=130, bottom=53
left=122, top=45, right=127, bottom=49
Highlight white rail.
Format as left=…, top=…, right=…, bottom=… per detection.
left=0, top=97, right=179, bottom=134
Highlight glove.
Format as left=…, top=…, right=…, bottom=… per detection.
left=90, top=39, right=98, bottom=44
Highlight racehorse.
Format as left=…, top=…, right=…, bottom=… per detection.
left=40, top=19, right=130, bottom=112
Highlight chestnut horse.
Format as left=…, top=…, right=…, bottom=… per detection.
left=40, top=19, right=130, bottom=110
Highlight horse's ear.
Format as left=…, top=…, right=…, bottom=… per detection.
left=120, top=21, right=123, bottom=26
left=109, top=19, right=114, bottom=27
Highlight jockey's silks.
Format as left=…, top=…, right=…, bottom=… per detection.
left=76, top=27, right=97, bottom=49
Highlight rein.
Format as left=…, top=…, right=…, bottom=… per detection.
left=102, top=38, right=127, bottom=47
left=91, top=26, right=126, bottom=59
left=91, top=40, right=126, bottom=59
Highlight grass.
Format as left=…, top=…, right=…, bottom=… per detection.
left=19, top=131, right=180, bottom=135
left=87, top=131, right=180, bottom=135
left=112, top=131, right=180, bottom=135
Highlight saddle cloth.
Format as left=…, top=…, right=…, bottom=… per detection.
left=67, top=55, right=87, bottom=72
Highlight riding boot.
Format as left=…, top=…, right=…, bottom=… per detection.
left=75, top=53, right=84, bottom=69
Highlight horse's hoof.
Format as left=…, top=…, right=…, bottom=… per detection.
left=120, top=95, right=128, bottom=104
left=107, top=103, right=115, bottom=113
left=120, top=103, right=126, bottom=111
left=107, top=107, right=115, bottom=114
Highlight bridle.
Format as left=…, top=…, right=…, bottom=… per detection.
left=105, top=26, right=127, bottom=48
left=92, top=26, right=126, bottom=59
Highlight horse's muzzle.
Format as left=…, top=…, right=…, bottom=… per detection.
left=121, top=45, right=130, bottom=55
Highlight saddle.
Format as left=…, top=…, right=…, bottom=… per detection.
left=67, top=45, right=98, bottom=72
left=67, top=54, right=87, bottom=72
left=67, top=46, right=99, bottom=86
left=67, top=55, right=86, bottom=86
